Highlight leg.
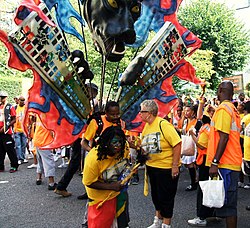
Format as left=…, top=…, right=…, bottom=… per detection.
left=36, top=147, right=44, bottom=180
left=226, top=216, right=237, bottom=228
left=39, top=149, right=55, bottom=179
left=186, top=163, right=198, bottom=191
left=57, top=138, right=81, bottom=191
left=21, top=133, right=27, bottom=160
left=0, top=134, right=7, bottom=170
left=4, top=134, right=18, bottom=169
left=14, top=133, right=24, bottom=161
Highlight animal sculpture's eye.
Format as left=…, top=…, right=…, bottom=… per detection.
left=107, top=0, right=118, bottom=8
left=131, top=5, right=140, bottom=13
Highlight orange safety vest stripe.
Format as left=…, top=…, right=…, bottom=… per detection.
left=206, top=102, right=242, bottom=170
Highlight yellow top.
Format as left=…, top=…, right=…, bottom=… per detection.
left=83, top=145, right=129, bottom=206
left=141, top=117, right=181, bottom=169
left=14, top=105, right=25, bottom=133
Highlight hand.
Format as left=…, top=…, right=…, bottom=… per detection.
left=0, top=127, right=4, bottom=133
left=172, top=166, right=179, bottom=179
left=209, top=164, right=219, bottom=178
left=109, top=181, right=124, bottom=192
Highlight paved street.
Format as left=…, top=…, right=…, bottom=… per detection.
left=1, top=158, right=250, bottom=228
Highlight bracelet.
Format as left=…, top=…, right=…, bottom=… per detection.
left=211, top=162, right=218, bottom=166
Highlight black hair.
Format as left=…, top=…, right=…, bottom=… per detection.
left=105, top=101, right=119, bottom=113
left=245, top=101, right=250, bottom=113
left=202, top=115, right=211, bottom=125
left=185, top=104, right=198, bottom=117
left=97, top=126, right=126, bottom=161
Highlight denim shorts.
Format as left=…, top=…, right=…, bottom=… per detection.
left=216, top=170, right=239, bottom=217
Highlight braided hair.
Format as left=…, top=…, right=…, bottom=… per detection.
left=97, top=126, right=126, bottom=161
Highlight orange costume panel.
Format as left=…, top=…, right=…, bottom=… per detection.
left=206, top=101, right=242, bottom=171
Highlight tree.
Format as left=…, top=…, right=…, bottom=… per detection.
left=178, top=0, right=250, bottom=90
left=173, top=49, right=216, bottom=95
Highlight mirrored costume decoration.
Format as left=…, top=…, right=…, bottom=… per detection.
left=0, top=0, right=202, bottom=148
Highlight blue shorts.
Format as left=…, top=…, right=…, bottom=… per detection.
left=216, top=170, right=239, bottom=217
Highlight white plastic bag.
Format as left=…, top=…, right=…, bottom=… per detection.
left=199, top=172, right=225, bottom=208
left=181, top=135, right=195, bottom=156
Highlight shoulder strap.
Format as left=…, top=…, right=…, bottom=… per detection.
left=86, top=111, right=104, bottom=137
left=159, top=120, right=169, bottom=144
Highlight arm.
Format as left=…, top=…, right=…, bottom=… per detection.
left=81, top=138, right=92, bottom=152
left=9, top=116, right=16, bottom=127
left=209, top=131, right=229, bottom=177
left=87, top=180, right=124, bottom=192
left=197, top=97, right=205, bottom=120
left=189, top=129, right=206, bottom=150
left=172, top=142, right=181, bottom=178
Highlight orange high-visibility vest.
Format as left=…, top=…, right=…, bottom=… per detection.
left=206, top=102, right=242, bottom=171
left=196, top=123, right=210, bottom=165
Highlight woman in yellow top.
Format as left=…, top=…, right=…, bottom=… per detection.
left=83, top=126, right=130, bottom=228
left=139, top=100, right=181, bottom=228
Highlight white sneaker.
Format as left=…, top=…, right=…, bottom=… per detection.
left=147, top=216, right=162, bottom=228
left=18, top=160, right=22, bottom=165
left=27, top=154, right=33, bottom=159
left=27, top=164, right=37, bottom=169
left=23, top=159, right=29, bottom=163
left=188, top=217, right=207, bottom=227
left=244, top=184, right=250, bottom=189
left=58, top=163, right=68, bottom=168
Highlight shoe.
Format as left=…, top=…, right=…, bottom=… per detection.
left=48, top=183, right=57, bottom=191
left=244, top=184, right=250, bottom=189
left=27, top=164, right=37, bottom=169
left=185, top=183, right=198, bottom=191
left=238, top=182, right=245, bottom=188
left=131, top=174, right=139, bottom=185
left=77, top=193, right=88, bottom=200
left=27, top=154, right=33, bottom=159
left=36, top=179, right=42, bottom=185
left=9, top=167, right=17, bottom=173
left=54, top=189, right=72, bottom=197
left=147, top=216, right=162, bottom=228
left=246, top=206, right=250, bottom=211
left=23, top=159, right=28, bottom=163
left=18, top=160, right=22, bottom=165
left=188, top=217, right=207, bottom=227
left=54, top=154, right=60, bottom=162
left=58, top=163, right=68, bottom=168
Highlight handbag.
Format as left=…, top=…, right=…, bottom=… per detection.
left=181, top=135, right=195, bottom=156
left=199, top=171, right=225, bottom=208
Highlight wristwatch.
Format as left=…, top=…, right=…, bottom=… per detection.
left=212, top=158, right=219, bottom=164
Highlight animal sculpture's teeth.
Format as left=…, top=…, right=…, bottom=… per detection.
left=73, top=57, right=80, bottom=64
left=111, top=44, right=125, bottom=55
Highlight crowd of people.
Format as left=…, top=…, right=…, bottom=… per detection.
left=1, top=80, right=250, bottom=228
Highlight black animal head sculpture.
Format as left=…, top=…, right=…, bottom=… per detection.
left=83, top=0, right=142, bottom=62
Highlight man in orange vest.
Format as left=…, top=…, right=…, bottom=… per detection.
left=206, top=81, right=242, bottom=228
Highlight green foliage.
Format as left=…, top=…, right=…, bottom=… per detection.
left=0, top=75, right=22, bottom=102
left=173, top=49, right=216, bottom=96
left=179, top=0, right=250, bottom=89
